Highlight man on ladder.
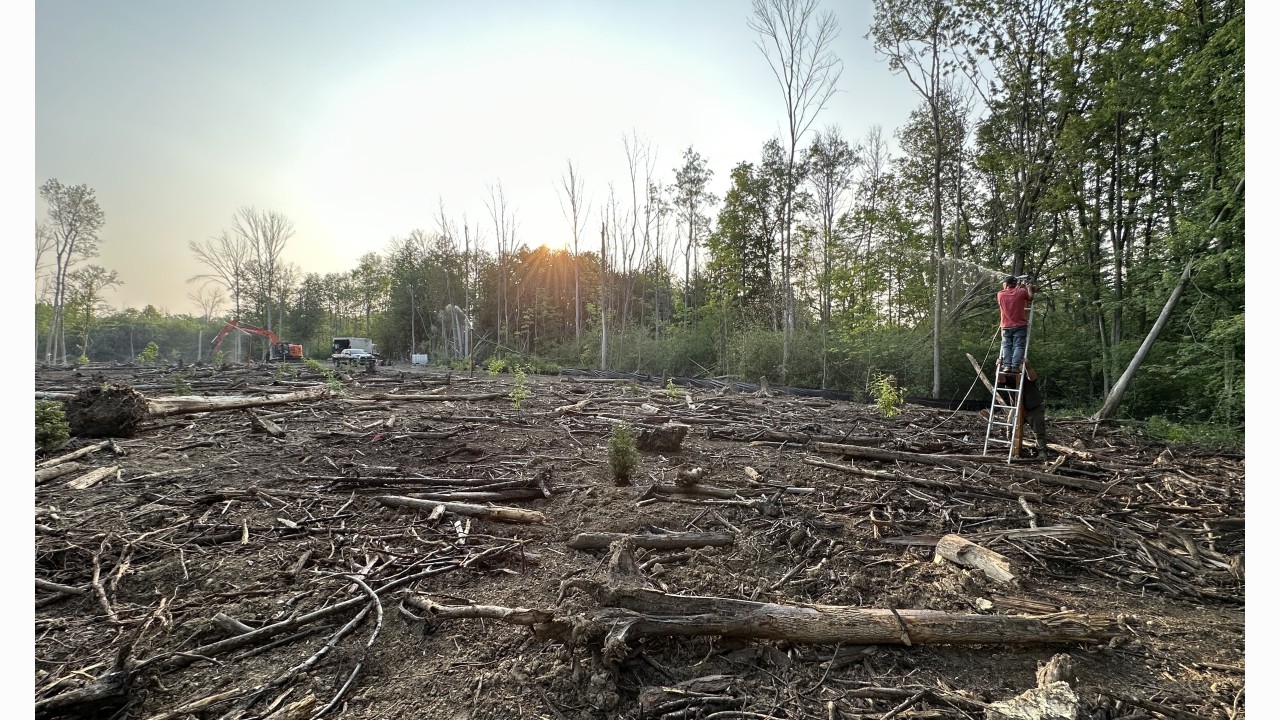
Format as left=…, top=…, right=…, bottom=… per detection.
left=997, top=275, right=1036, bottom=374
left=983, top=274, right=1039, bottom=461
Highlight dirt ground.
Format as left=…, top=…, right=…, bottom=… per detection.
left=33, top=362, right=1245, bottom=720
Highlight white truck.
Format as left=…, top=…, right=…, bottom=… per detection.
left=331, top=337, right=382, bottom=367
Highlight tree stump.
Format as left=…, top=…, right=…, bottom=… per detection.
left=636, top=423, right=689, bottom=452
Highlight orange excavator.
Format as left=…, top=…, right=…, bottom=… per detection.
left=210, top=320, right=304, bottom=363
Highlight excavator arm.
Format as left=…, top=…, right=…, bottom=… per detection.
left=210, top=320, right=281, bottom=355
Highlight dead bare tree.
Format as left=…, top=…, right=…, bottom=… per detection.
left=187, top=284, right=227, bottom=323
left=485, top=183, right=518, bottom=352
left=748, top=0, right=842, bottom=385
left=233, top=207, right=294, bottom=335
left=557, top=160, right=589, bottom=345
left=39, top=179, right=105, bottom=365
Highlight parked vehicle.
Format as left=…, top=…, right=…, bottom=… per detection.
left=210, top=320, right=303, bottom=363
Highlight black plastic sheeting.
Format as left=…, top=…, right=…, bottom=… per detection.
left=558, top=368, right=873, bottom=403
left=558, top=369, right=989, bottom=412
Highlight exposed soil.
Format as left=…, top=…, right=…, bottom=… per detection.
left=34, top=362, right=1245, bottom=720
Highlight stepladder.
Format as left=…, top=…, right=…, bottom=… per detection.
left=985, top=305, right=1035, bottom=462
left=984, top=366, right=1027, bottom=462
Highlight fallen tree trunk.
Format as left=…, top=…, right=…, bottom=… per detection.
left=810, top=442, right=1106, bottom=492
left=35, top=462, right=86, bottom=485
left=413, top=540, right=1118, bottom=652
left=57, top=383, right=332, bottom=438
left=368, top=392, right=505, bottom=401
left=374, top=495, right=546, bottom=524
left=801, top=457, right=1041, bottom=502
left=567, top=531, right=735, bottom=551
left=36, top=440, right=113, bottom=469
left=148, top=385, right=331, bottom=418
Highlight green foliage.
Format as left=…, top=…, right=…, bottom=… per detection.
left=213, top=350, right=226, bottom=368
left=870, top=373, right=907, bottom=418
left=303, top=357, right=344, bottom=395
left=665, top=378, right=682, bottom=399
left=35, top=400, right=71, bottom=454
left=173, top=373, right=192, bottom=396
left=137, top=341, right=160, bottom=365
left=1143, top=415, right=1242, bottom=451
left=76, top=355, right=90, bottom=366
left=511, top=365, right=531, bottom=409
left=607, top=425, right=641, bottom=481
left=486, top=357, right=508, bottom=376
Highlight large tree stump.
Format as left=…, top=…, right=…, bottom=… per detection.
left=63, top=383, right=149, bottom=438
left=636, top=423, right=690, bottom=452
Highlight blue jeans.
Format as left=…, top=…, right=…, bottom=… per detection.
left=1001, top=325, right=1028, bottom=369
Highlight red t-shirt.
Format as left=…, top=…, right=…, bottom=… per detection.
left=998, top=287, right=1032, bottom=327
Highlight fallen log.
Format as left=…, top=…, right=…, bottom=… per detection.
left=567, top=531, right=735, bottom=551
left=810, top=442, right=1106, bottom=492
left=415, top=540, right=1118, bottom=653
left=57, top=383, right=332, bottom=438
left=35, top=462, right=85, bottom=485
left=147, top=385, right=330, bottom=418
left=801, top=456, right=1040, bottom=502
left=368, top=392, right=506, bottom=401
left=374, top=495, right=546, bottom=524
left=66, top=465, right=119, bottom=490
left=36, top=440, right=113, bottom=469
left=934, top=534, right=1015, bottom=584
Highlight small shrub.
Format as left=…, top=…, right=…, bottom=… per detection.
left=486, top=357, right=508, bottom=376
left=212, top=350, right=226, bottom=368
left=173, top=374, right=192, bottom=396
left=76, top=355, right=90, bottom=366
left=511, top=364, right=531, bottom=409
left=608, top=425, right=641, bottom=481
left=303, top=357, right=344, bottom=395
left=665, top=378, right=683, bottom=400
left=36, top=400, right=71, bottom=454
left=137, top=342, right=160, bottom=365
left=870, top=373, right=907, bottom=418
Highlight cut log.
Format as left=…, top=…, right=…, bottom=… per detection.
left=36, top=440, right=112, bottom=469
left=247, top=411, right=285, bottom=437
left=809, top=443, right=1106, bottom=492
left=368, top=392, right=505, bottom=401
left=148, top=385, right=331, bottom=418
left=934, top=534, right=1015, bottom=584
left=419, top=541, right=1118, bottom=651
left=567, top=531, right=735, bottom=551
left=66, top=465, right=120, bottom=490
left=374, top=495, right=546, bottom=524
left=57, top=383, right=332, bottom=438
left=35, top=462, right=85, bottom=485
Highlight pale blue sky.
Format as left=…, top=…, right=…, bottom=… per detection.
left=30, top=0, right=924, bottom=315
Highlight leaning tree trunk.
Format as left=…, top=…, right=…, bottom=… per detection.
left=1090, top=179, right=1242, bottom=422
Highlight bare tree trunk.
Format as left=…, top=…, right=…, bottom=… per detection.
left=1091, top=179, right=1242, bottom=421
left=1090, top=258, right=1191, bottom=422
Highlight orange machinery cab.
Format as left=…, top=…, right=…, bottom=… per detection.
left=273, top=342, right=305, bottom=363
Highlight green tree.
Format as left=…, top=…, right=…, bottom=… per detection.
left=65, top=265, right=123, bottom=358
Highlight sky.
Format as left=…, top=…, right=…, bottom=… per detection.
left=30, top=0, right=923, bottom=317
left=7, top=0, right=1278, bottom=703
